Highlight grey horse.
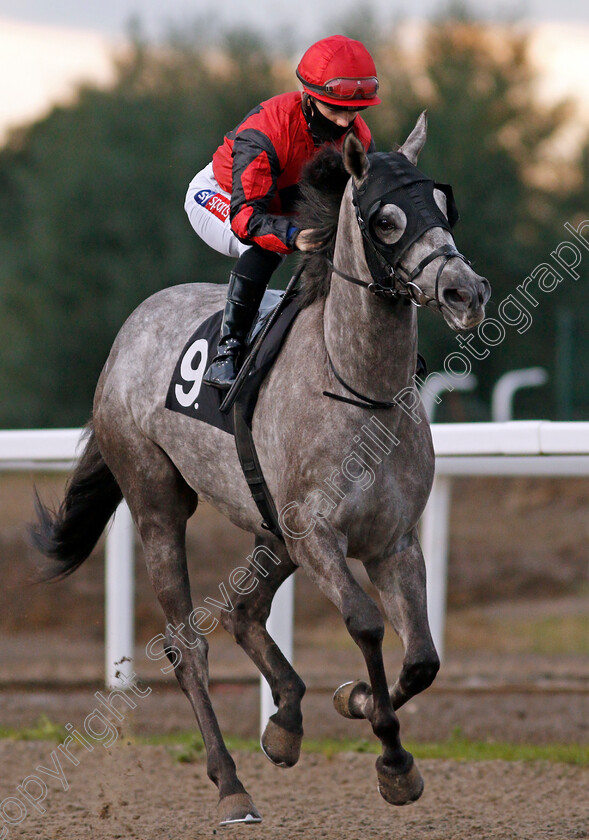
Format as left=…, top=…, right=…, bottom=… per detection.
left=31, top=113, right=490, bottom=825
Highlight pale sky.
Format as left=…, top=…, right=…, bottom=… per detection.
left=0, top=1, right=588, bottom=142
left=0, top=0, right=587, bottom=40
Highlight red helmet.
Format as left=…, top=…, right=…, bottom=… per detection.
left=296, top=35, right=381, bottom=108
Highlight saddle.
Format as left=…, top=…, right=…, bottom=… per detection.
left=248, top=289, right=286, bottom=343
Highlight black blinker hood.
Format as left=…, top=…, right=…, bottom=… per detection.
left=352, top=152, right=460, bottom=273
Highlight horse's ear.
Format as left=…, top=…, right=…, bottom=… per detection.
left=343, top=131, right=369, bottom=182
left=399, top=110, right=428, bottom=165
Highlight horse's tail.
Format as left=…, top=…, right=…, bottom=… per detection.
left=30, top=422, right=123, bottom=582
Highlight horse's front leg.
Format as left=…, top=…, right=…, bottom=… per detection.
left=285, top=524, right=424, bottom=806
left=220, top=535, right=306, bottom=768
left=371, top=533, right=440, bottom=709
left=334, top=532, right=439, bottom=714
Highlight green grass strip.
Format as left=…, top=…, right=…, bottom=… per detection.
left=142, top=730, right=589, bottom=767
left=1, top=718, right=586, bottom=766
left=0, top=714, right=67, bottom=742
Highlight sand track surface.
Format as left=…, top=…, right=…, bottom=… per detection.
left=0, top=742, right=587, bottom=840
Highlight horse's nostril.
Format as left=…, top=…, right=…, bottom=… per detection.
left=443, top=288, right=470, bottom=307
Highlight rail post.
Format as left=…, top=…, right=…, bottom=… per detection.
left=420, top=474, right=452, bottom=661
left=105, top=500, right=135, bottom=688
left=260, top=576, right=294, bottom=736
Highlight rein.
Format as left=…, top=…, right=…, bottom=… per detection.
left=323, top=351, right=397, bottom=410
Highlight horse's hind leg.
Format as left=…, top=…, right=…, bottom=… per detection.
left=95, top=425, right=261, bottom=825
left=334, top=533, right=440, bottom=715
left=220, top=535, right=305, bottom=767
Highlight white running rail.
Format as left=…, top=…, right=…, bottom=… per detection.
left=2, top=421, right=588, bottom=728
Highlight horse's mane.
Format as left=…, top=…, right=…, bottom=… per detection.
left=295, top=146, right=351, bottom=308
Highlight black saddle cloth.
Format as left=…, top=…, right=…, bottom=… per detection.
left=165, top=290, right=300, bottom=435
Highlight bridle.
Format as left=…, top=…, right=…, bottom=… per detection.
left=326, top=151, right=471, bottom=309
left=321, top=151, right=471, bottom=410
left=327, top=242, right=470, bottom=310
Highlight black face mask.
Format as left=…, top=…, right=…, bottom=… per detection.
left=303, top=97, right=353, bottom=145
left=352, top=151, right=460, bottom=288
left=353, top=152, right=459, bottom=265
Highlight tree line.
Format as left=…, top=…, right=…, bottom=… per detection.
left=0, top=12, right=587, bottom=427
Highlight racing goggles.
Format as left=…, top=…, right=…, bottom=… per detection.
left=298, top=72, right=379, bottom=101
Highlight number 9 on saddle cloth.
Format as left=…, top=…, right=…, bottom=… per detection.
left=165, top=290, right=300, bottom=435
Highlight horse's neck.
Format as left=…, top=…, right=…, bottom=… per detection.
left=323, top=258, right=418, bottom=403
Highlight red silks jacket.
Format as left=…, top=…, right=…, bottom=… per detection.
left=212, top=91, right=374, bottom=254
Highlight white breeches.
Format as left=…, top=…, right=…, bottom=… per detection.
left=184, top=162, right=249, bottom=259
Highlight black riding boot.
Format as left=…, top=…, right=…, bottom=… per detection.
left=203, top=271, right=267, bottom=390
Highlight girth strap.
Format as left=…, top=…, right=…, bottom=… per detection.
left=232, top=400, right=283, bottom=539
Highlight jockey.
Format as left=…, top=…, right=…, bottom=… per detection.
left=185, top=35, right=381, bottom=390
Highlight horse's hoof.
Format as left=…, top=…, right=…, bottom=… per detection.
left=333, top=680, right=370, bottom=719
left=376, top=755, right=424, bottom=806
left=260, top=718, right=303, bottom=768
left=217, top=793, right=262, bottom=825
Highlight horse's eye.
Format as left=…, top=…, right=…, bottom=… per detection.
left=376, top=217, right=396, bottom=232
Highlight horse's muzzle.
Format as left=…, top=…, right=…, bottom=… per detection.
left=440, top=273, right=491, bottom=331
